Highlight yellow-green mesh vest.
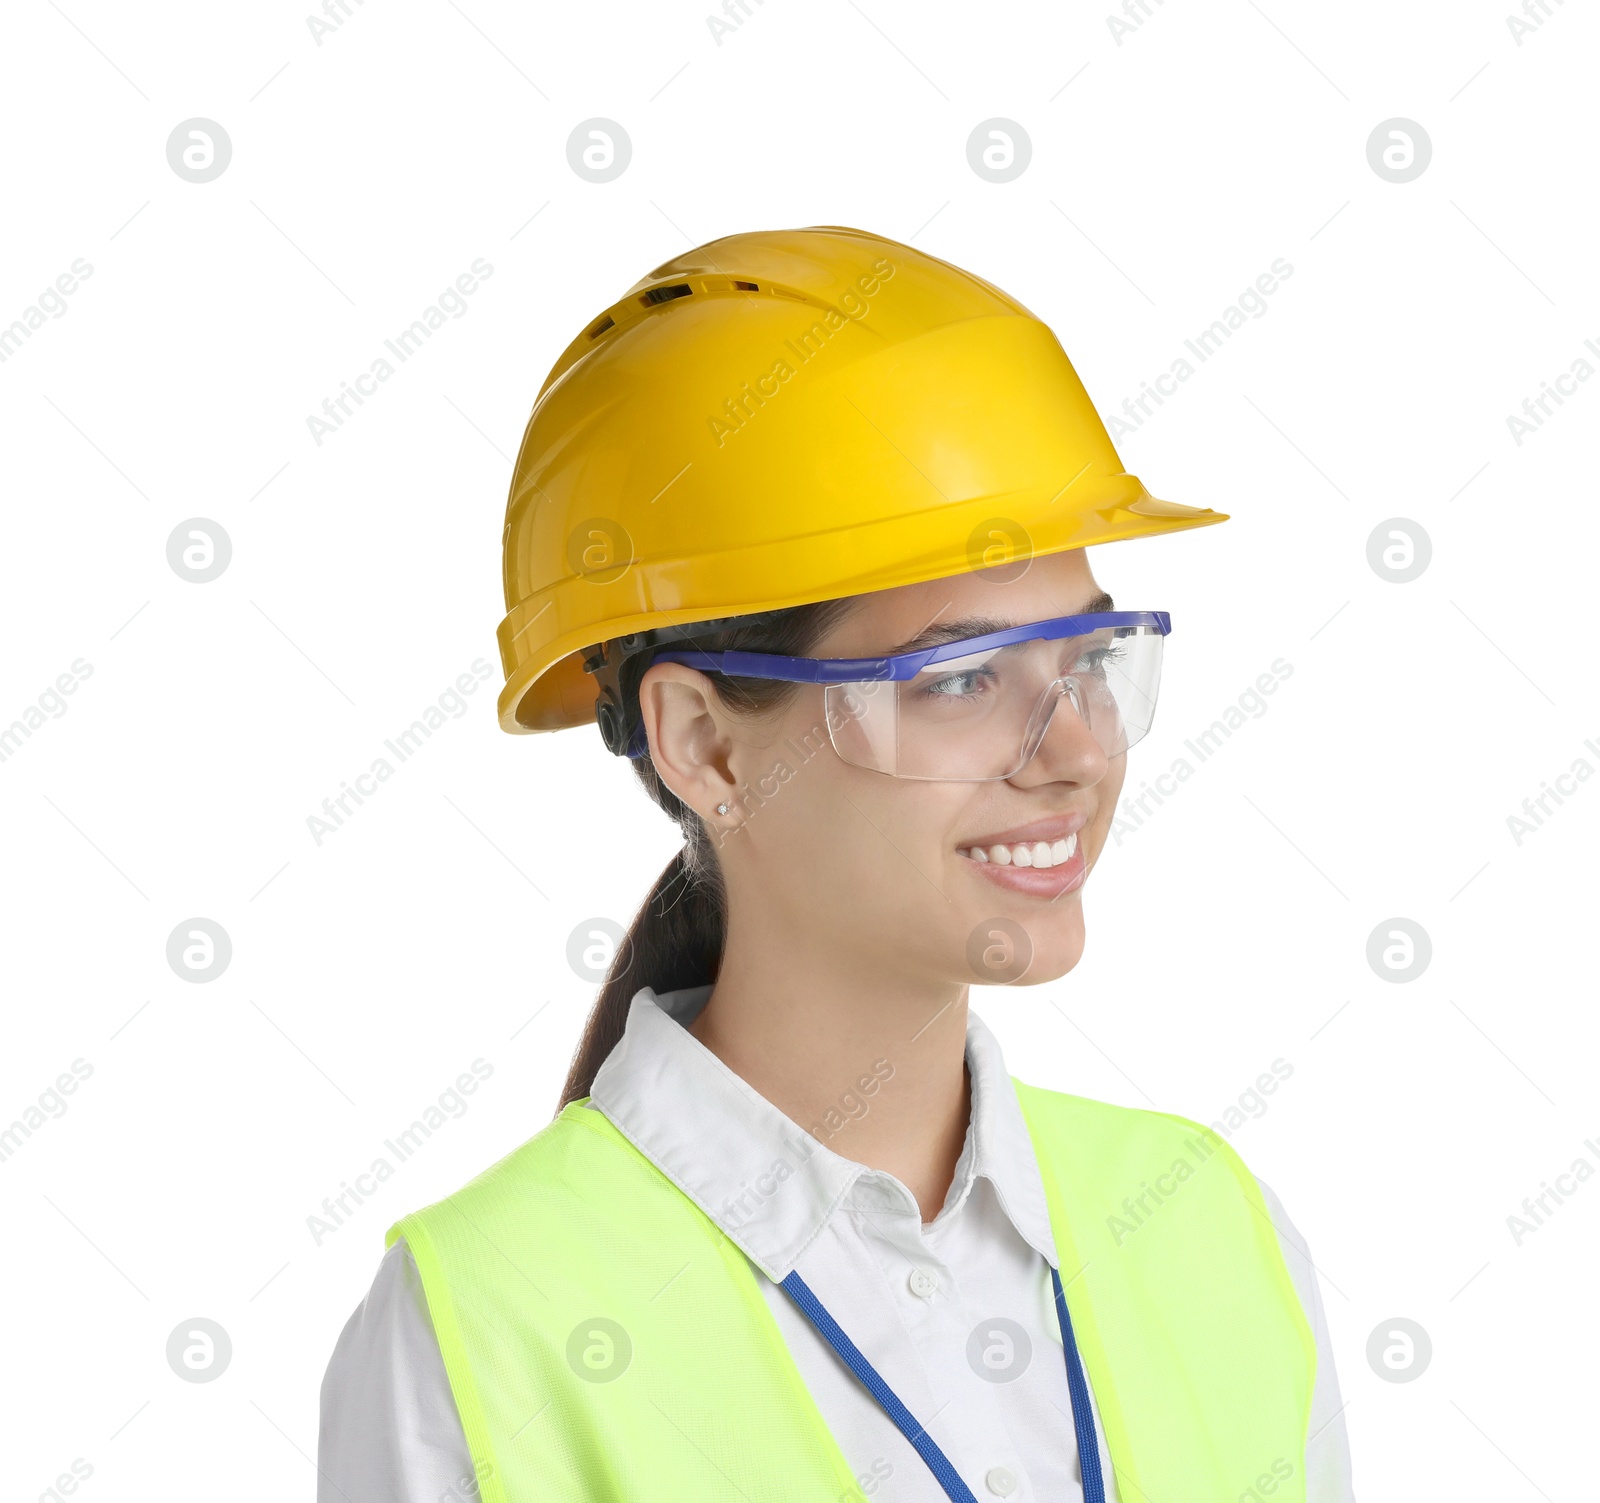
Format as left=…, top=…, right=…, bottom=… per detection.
left=388, top=1082, right=1316, bottom=1503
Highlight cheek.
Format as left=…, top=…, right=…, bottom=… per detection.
left=1103, top=755, right=1128, bottom=807
left=728, top=710, right=860, bottom=855
left=745, top=734, right=959, bottom=887
left=1089, top=757, right=1128, bottom=844
left=787, top=760, right=953, bottom=870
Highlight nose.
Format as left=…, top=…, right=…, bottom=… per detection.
left=1009, top=676, right=1110, bottom=787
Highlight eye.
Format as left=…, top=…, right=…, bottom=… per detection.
left=920, top=666, right=995, bottom=699
left=1070, top=640, right=1126, bottom=676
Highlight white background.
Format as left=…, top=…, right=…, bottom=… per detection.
left=2, top=0, right=1596, bottom=1497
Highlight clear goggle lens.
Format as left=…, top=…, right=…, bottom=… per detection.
left=823, top=624, right=1163, bottom=781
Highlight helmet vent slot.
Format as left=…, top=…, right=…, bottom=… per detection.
left=587, top=314, right=615, bottom=339
left=733, top=280, right=759, bottom=291
left=640, top=283, right=692, bottom=306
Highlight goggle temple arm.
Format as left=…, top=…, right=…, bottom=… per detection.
left=581, top=607, right=798, bottom=758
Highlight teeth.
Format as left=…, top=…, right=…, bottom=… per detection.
left=961, top=833, right=1078, bottom=869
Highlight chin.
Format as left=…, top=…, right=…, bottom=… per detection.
left=952, top=900, right=1086, bottom=988
left=1020, top=920, right=1087, bottom=984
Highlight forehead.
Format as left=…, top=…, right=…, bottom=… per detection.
left=814, top=548, right=1105, bottom=656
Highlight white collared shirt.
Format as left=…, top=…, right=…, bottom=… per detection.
left=319, top=987, right=1355, bottom=1501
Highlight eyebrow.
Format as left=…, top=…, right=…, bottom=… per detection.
left=880, top=591, right=1116, bottom=656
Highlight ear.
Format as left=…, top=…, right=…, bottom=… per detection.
left=636, top=661, right=741, bottom=818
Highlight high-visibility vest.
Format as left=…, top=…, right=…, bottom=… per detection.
left=388, top=1083, right=1315, bottom=1503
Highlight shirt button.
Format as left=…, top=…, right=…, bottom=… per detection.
left=907, top=1267, right=939, bottom=1299
left=985, top=1466, right=1017, bottom=1496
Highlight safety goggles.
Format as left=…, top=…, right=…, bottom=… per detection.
left=631, top=610, right=1169, bottom=781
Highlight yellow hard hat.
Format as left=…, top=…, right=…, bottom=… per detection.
left=496, top=225, right=1227, bottom=737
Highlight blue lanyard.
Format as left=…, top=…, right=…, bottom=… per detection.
left=778, top=1263, right=1107, bottom=1503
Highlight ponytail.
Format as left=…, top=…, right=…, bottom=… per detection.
left=558, top=842, right=724, bottom=1110
left=556, top=595, right=856, bottom=1112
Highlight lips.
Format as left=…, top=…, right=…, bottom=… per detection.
left=957, top=811, right=1087, bottom=850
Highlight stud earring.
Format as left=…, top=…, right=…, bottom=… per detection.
left=716, top=803, right=730, bottom=815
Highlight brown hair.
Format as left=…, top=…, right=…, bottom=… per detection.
left=556, top=596, right=857, bottom=1112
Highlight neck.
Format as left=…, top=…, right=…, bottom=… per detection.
left=688, top=937, right=973, bottom=1224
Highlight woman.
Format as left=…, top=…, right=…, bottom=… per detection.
left=319, top=227, right=1355, bottom=1502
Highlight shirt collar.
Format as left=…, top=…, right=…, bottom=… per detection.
left=587, top=985, right=1059, bottom=1281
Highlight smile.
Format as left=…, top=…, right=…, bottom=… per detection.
left=957, top=834, right=1077, bottom=869
left=954, top=814, right=1089, bottom=897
